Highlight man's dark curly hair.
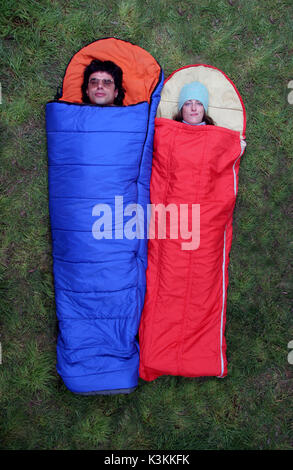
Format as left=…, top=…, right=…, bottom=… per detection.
left=81, top=59, right=125, bottom=106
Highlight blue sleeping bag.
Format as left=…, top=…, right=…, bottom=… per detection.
left=46, top=38, right=163, bottom=394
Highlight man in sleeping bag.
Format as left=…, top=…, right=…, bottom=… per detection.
left=81, top=59, right=125, bottom=106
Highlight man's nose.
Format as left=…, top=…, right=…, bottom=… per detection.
left=97, top=80, right=104, bottom=88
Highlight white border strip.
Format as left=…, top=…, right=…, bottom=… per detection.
left=218, top=226, right=227, bottom=378
left=233, top=156, right=241, bottom=196
left=233, top=142, right=246, bottom=195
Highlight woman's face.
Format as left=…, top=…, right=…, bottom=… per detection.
left=182, top=100, right=205, bottom=125
left=86, top=71, right=118, bottom=105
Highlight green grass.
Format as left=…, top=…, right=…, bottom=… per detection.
left=0, top=0, right=292, bottom=451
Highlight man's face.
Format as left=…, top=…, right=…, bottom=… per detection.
left=86, top=71, right=118, bottom=105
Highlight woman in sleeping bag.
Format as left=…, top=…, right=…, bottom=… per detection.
left=139, top=64, right=246, bottom=382
left=46, top=38, right=164, bottom=395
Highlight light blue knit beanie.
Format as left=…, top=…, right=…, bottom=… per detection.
left=178, top=81, right=209, bottom=112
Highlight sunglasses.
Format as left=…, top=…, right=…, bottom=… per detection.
left=88, top=78, right=115, bottom=88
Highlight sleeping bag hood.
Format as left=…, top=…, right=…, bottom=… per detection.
left=46, top=38, right=163, bottom=394
left=139, top=64, right=246, bottom=381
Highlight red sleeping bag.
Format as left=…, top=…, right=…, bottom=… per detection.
left=139, top=64, right=246, bottom=381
